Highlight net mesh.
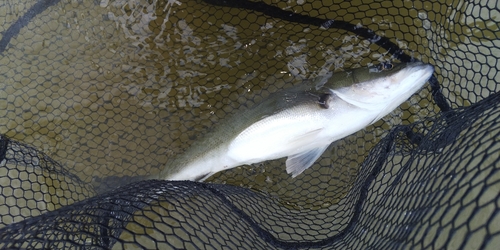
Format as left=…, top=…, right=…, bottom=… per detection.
left=0, top=0, right=499, bottom=249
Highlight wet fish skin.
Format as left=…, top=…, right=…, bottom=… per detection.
left=151, top=62, right=434, bottom=181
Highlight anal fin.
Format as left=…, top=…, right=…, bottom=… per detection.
left=285, top=146, right=329, bottom=178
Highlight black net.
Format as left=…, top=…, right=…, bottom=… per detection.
left=0, top=0, right=499, bottom=249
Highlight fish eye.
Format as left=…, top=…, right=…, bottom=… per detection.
left=382, top=62, right=393, bottom=70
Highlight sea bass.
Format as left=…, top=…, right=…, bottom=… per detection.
left=150, top=62, right=434, bottom=181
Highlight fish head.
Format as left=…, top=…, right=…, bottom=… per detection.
left=322, top=62, right=434, bottom=121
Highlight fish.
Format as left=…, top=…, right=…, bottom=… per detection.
left=149, top=62, right=434, bottom=181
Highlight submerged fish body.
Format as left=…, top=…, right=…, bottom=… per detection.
left=152, top=62, right=434, bottom=181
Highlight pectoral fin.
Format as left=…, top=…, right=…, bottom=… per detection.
left=286, top=146, right=329, bottom=178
